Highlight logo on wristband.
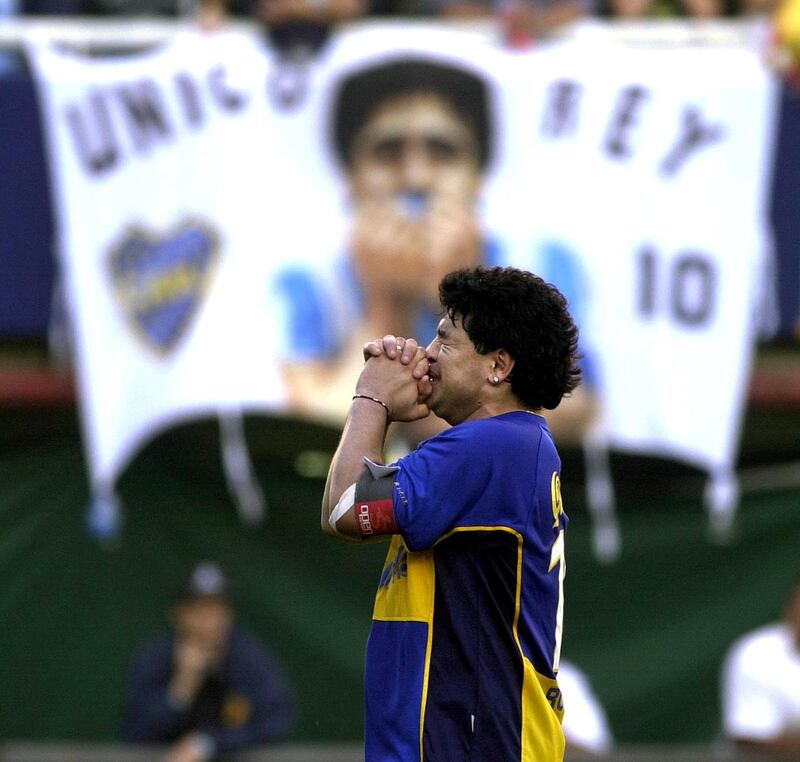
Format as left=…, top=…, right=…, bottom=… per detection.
left=357, top=503, right=374, bottom=536
left=356, top=499, right=398, bottom=538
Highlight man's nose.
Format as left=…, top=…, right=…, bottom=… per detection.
left=425, top=339, right=440, bottom=361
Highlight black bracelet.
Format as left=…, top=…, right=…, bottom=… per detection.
left=352, top=394, right=390, bottom=418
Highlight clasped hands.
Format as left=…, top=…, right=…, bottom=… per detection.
left=357, top=335, right=433, bottom=423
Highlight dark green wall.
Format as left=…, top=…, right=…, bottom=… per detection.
left=0, top=406, right=798, bottom=744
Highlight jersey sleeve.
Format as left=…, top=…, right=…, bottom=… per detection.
left=392, top=424, right=494, bottom=551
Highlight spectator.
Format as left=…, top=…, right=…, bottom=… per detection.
left=721, top=576, right=800, bottom=757
left=5, top=0, right=83, bottom=12
left=433, top=0, right=593, bottom=46
left=81, top=0, right=196, bottom=15
left=601, top=0, right=654, bottom=17
left=676, top=0, right=725, bottom=17
left=558, top=660, right=614, bottom=756
left=600, top=0, right=735, bottom=19
left=196, top=0, right=368, bottom=52
left=771, top=0, right=800, bottom=85
left=122, top=562, right=296, bottom=762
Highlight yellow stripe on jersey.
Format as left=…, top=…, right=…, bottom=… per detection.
left=503, top=524, right=565, bottom=762
left=371, top=535, right=437, bottom=761
left=523, top=663, right=566, bottom=761
left=551, top=472, right=564, bottom=529
left=372, top=535, right=435, bottom=623
left=419, top=599, right=435, bottom=761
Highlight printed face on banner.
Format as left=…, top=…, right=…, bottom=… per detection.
left=348, top=92, right=483, bottom=203
left=274, top=57, right=495, bottom=436
left=271, top=51, right=601, bottom=448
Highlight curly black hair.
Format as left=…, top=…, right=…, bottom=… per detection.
left=439, top=266, right=581, bottom=410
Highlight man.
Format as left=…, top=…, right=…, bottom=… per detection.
left=721, top=576, right=800, bottom=756
left=322, top=266, right=580, bottom=761
left=122, top=562, right=296, bottom=762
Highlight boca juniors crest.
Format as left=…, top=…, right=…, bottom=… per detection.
left=108, top=219, right=220, bottom=355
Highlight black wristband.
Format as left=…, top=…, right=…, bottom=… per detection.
left=352, top=394, right=390, bottom=418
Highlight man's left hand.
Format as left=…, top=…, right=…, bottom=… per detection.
left=357, top=339, right=430, bottom=422
left=363, top=336, right=431, bottom=405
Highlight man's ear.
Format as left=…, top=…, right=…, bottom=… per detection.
left=492, top=349, right=515, bottom=383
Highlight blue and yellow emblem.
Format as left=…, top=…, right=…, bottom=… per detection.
left=108, top=219, right=219, bottom=354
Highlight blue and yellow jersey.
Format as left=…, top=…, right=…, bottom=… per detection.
left=364, top=411, right=567, bottom=762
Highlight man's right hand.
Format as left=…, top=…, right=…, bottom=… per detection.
left=168, top=640, right=213, bottom=706
left=357, top=338, right=431, bottom=422
left=363, top=335, right=432, bottom=408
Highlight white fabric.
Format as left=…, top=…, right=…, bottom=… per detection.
left=25, top=22, right=777, bottom=493
left=502, top=36, right=776, bottom=476
left=364, top=457, right=400, bottom=479
left=722, top=623, right=800, bottom=741
left=27, top=31, right=289, bottom=491
left=320, top=24, right=775, bottom=479
left=558, top=660, right=613, bottom=755
left=329, top=483, right=356, bottom=536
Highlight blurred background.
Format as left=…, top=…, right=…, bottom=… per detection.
left=1, top=1, right=800, bottom=760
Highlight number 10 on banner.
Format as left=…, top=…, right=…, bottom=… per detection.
left=637, top=246, right=718, bottom=328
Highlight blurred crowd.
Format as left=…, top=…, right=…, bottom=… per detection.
left=0, top=0, right=795, bottom=37
left=5, top=0, right=800, bottom=112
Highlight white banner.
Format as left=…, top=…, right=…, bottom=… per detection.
left=27, top=22, right=777, bottom=495
left=28, top=31, right=290, bottom=492
left=498, top=32, right=778, bottom=473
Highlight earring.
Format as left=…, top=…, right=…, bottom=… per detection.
left=493, top=376, right=499, bottom=384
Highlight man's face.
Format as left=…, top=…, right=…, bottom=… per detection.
left=173, top=598, right=233, bottom=664
left=349, top=92, right=483, bottom=204
left=425, top=313, right=493, bottom=426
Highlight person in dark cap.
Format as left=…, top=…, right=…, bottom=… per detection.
left=122, top=562, right=296, bottom=762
